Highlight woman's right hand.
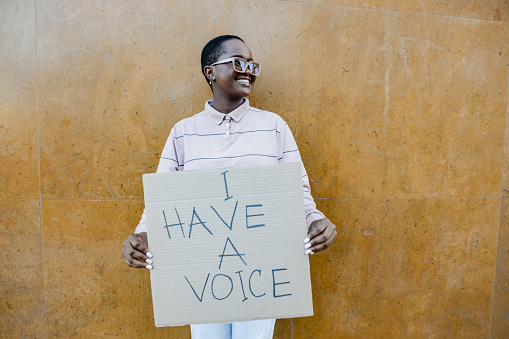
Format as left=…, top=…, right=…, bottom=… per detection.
left=122, top=232, right=153, bottom=269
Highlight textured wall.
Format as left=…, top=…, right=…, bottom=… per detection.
left=1, top=0, right=508, bottom=338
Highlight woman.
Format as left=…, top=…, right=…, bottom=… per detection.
left=122, top=35, right=337, bottom=339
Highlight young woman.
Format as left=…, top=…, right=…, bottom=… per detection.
left=122, top=35, right=337, bottom=339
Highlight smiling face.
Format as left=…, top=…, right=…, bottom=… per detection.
left=206, top=39, right=257, bottom=103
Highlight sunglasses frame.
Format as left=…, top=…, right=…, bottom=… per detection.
left=210, top=57, right=261, bottom=76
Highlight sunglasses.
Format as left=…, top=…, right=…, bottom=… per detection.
left=210, top=57, right=261, bottom=76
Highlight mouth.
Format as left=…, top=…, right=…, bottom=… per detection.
left=235, top=78, right=251, bottom=86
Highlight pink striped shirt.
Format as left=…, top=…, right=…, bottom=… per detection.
left=135, top=99, right=324, bottom=233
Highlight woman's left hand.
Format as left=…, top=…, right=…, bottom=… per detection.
left=304, top=218, right=337, bottom=254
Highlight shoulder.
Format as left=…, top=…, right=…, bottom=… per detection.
left=246, top=106, right=289, bottom=127
left=170, top=110, right=208, bottom=135
left=175, top=110, right=207, bottom=127
left=248, top=106, right=279, bottom=118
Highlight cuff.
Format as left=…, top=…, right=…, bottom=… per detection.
left=134, top=222, right=147, bottom=234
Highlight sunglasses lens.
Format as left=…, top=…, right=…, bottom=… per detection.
left=250, top=63, right=261, bottom=76
left=233, top=59, right=246, bottom=72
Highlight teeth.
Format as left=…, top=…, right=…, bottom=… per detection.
left=236, top=79, right=250, bottom=85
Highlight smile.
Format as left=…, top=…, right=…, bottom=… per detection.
left=236, top=79, right=251, bottom=85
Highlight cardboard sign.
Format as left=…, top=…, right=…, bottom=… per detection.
left=143, top=162, right=313, bottom=327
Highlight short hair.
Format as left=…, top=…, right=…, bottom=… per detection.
left=201, top=35, right=245, bottom=90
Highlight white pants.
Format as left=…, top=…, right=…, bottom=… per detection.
left=191, top=319, right=276, bottom=339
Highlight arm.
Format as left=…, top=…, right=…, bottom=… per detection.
left=121, top=128, right=181, bottom=268
left=277, top=122, right=337, bottom=254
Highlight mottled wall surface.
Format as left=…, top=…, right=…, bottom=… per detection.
left=1, top=0, right=508, bottom=338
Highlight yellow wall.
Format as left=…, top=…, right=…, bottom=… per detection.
left=1, top=0, right=508, bottom=337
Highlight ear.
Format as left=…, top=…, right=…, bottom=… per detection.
left=204, top=66, right=215, bottom=83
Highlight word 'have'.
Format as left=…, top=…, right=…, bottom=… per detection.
left=162, top=171, right=265, bottom=239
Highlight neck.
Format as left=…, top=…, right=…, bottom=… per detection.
left=211, top=96, right=245, bottom=114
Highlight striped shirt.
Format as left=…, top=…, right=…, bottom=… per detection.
left=135, top=98, right=324, bottom=233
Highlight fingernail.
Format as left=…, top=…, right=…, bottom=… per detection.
left=146, top=252, right=153, bottom=258
left=305, top=249, right=312, bottom=255
left=146, top=265, right=153, bottom=270
left=305, top=243, right=312, bottom=249
left=146, top=259, right=153, bottom=264
left=304, top=238, right=310, bottom=244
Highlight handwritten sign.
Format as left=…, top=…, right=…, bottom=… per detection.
left=143, top=162, right=313, bottom=327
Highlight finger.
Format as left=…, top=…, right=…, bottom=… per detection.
left=124, top=257, right=145, bottom=268
left=129, top=247, right=151, bottom=262
left=130, top=237, right=148, bottom=253
left=124, top=254, right=150, bottom=268
left=310, top=228, right=337, bottom=253
left=122, top=245, right=147, bottom=267
left=306, top=231, right=329, bottom=251
left=306, top=220, right=327, bottom=242
left=310, top=234, right=331, bottom=252
left=124, top=245, right=154, bottom=268
left=306, top=218, right=332, bottom=243
left=311, top=232, right=329, bottom=246
left=130, top=235, right=153, bottom=258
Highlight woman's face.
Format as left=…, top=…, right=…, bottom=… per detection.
left=209, top=39, right=257, bottom=101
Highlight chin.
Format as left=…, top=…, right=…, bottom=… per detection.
left=234, top=89, right=251, bottom=99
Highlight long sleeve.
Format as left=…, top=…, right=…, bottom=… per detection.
left=134, top=128, right=180, bottom=233
left=277, top=122, right=325, bottom=231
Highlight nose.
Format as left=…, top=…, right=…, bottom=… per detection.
left=243, top=65, right=253, bottom=76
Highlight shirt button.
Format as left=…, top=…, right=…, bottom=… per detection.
left=226, top=123, right=230, bottom=127
left=226, top=131, right=230, bottom=135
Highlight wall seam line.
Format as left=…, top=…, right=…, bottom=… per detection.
left=295, top=1, right=303, bottom=144
left=0, top=198, right=41, bottom=201
left=4, top=196, right=502, bottom=201
left=490, top=54, right=509, bottom=339
left=491, top=196, right=503, bottom=339
left=277, top=0, right=507, bottom=23
left=34, top=2, right=48, bottom=338
left=291, top=4, right=303, bottom=338
left=314, top=195, right=501, bottom=200
left=5, top=196, right=502, bottom=201
left=34, top=198, right=145, bottom=201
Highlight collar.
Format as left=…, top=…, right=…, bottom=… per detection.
left=204, top=98, right=251, bottom=125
